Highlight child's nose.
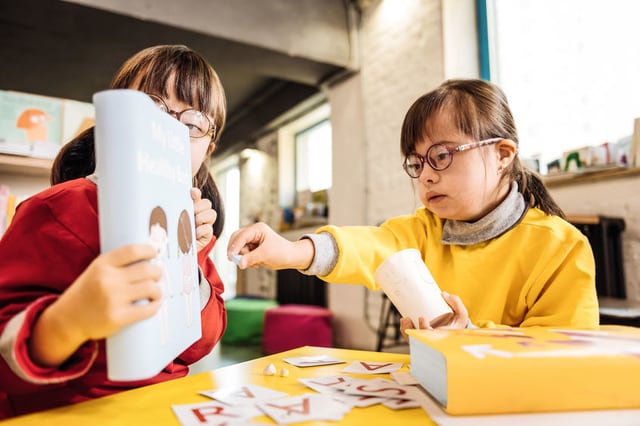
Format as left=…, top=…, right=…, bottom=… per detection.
left=418, top=164, right=439, bottom=183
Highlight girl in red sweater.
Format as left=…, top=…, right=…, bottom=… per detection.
left=0, top=45, right=227, bottom=418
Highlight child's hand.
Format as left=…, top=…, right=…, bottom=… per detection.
left=57, top=244, right=162, bottom=340
left=399, top=292, right=470, bottom=341
left=191, top=187, right=217, bottom=252
left=440, top=291, right=469, bottom=328
left=30, top=244, right=162, bottom=367
left=227, top=222, right=314, bottom=271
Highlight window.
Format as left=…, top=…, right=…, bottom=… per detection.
left=278, top=102, right=331, bottom=211
left=295, top=119, right=332, bottom=194
left=481, top=0, right=640, bottom=172
left=210, top=159, right=239, bottom=300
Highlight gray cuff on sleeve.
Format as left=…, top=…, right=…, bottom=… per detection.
left=298, top=232, right=339, bottom=277
left=198, top=267, right=211, bottom=311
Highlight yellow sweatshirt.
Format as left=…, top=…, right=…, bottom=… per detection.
left=316, top=207, right=599, bottom=328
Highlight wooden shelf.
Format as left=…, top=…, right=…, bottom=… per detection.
left=0, top=153, right=53, bottom=177
left=543, top=166, right=640, bottom=188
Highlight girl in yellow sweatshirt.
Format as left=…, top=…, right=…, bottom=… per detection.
left=227, top=79, right=599, bottom=332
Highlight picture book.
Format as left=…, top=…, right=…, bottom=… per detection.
left=93, top=89, right=201, bottom=381
left=407, top=326, right=640, bottom=415
left=0, top=90, right=63, bottom=159
left=0, top=90, right=94, bottom=159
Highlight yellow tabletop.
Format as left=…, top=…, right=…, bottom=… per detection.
left=2, top=346, right=436, bottom=425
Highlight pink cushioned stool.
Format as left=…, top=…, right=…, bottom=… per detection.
left=262, top=304, right=333, bottom=354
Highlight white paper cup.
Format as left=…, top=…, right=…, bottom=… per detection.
left=374, top=248, right=453, bottom=328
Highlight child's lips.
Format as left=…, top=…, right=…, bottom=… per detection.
left=427, top=192, right=445, bottom=202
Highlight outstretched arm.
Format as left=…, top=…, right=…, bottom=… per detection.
left=227, top=222, right=315, bottom=271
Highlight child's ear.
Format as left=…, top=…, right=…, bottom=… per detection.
left=496, top=139, right=517, bottom=167
left=207, top=142, right=216, bottom=155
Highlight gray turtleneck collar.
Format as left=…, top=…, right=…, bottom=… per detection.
left=441, top=183, right=527, bottom=246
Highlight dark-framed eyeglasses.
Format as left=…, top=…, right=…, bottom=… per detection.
left=402, top=137, right=503, bottom=178
left=147, top=94, right=216, bottom=140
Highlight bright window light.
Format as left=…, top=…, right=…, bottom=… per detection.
left=488, top=0, right=640, bottom=171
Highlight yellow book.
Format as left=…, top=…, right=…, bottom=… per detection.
left=407, top=326, right=640, bottom=415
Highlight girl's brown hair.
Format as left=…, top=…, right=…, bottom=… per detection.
left=51, top=45, right=227, bottom=237
left=400, top=79, right=564, bottom=218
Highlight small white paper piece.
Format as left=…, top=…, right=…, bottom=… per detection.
left=263, top=363, right=277, bottom=376
left=231, top=254, right=243, bottom=265
left=280, top=367, right=289, bottom=377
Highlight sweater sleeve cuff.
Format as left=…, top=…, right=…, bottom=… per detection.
left=0, top=296, right=98, bottom=385
left=298, top=232, right=338, bottom=277
left=198, top=267, right=212, bottom=311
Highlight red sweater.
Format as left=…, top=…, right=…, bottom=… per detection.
left=0, top=178, right=227, bottom=418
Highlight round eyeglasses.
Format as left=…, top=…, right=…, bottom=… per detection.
left=148, top=94, right=216, bottom=140
left=402, top=137, right=503, bottom=178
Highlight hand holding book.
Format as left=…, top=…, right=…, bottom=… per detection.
left=191, top=187, right=217, bottom=252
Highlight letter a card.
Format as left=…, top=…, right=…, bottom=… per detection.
left=257, top=393, right=349, bottom=424
left=341, top=360, right=403, bottom=374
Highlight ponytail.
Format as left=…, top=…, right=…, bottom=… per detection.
left=50, top=127, right=96, bottom=186
left=512, top=158, right=565, bottom=219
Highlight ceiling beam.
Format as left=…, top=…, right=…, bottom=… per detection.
left=217, top=81, right=320, bottom=156
left=63, top=0, right=358, bottom=69
left=0, top=0, right=356, bottom=152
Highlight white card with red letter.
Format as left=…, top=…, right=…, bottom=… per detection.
left=341, top=360, right=403, bottom=374
left=200, top=384, right=287, bottom=406
left=257, top=393, right=349, bottom=424
left=282, top=355, right=345, bottom=367
left=298, top=375, right=352, bottom=394
left=171, top=400, right=257, bottom=425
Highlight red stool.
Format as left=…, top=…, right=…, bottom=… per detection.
left=262, top=304, right=333, bottom=354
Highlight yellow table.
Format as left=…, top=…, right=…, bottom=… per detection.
left=2, top=346, right=435, bottom=425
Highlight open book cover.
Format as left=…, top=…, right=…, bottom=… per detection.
left=93, top=89, right=201, bottom=381
left=407, top=326, right=640, bottom=415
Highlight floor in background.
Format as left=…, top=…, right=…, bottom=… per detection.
left=189, top=342, right=263, bottom=375
left=380, top=343, right=409, bottom=354
left=219, top=343, right=264, bottom=367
